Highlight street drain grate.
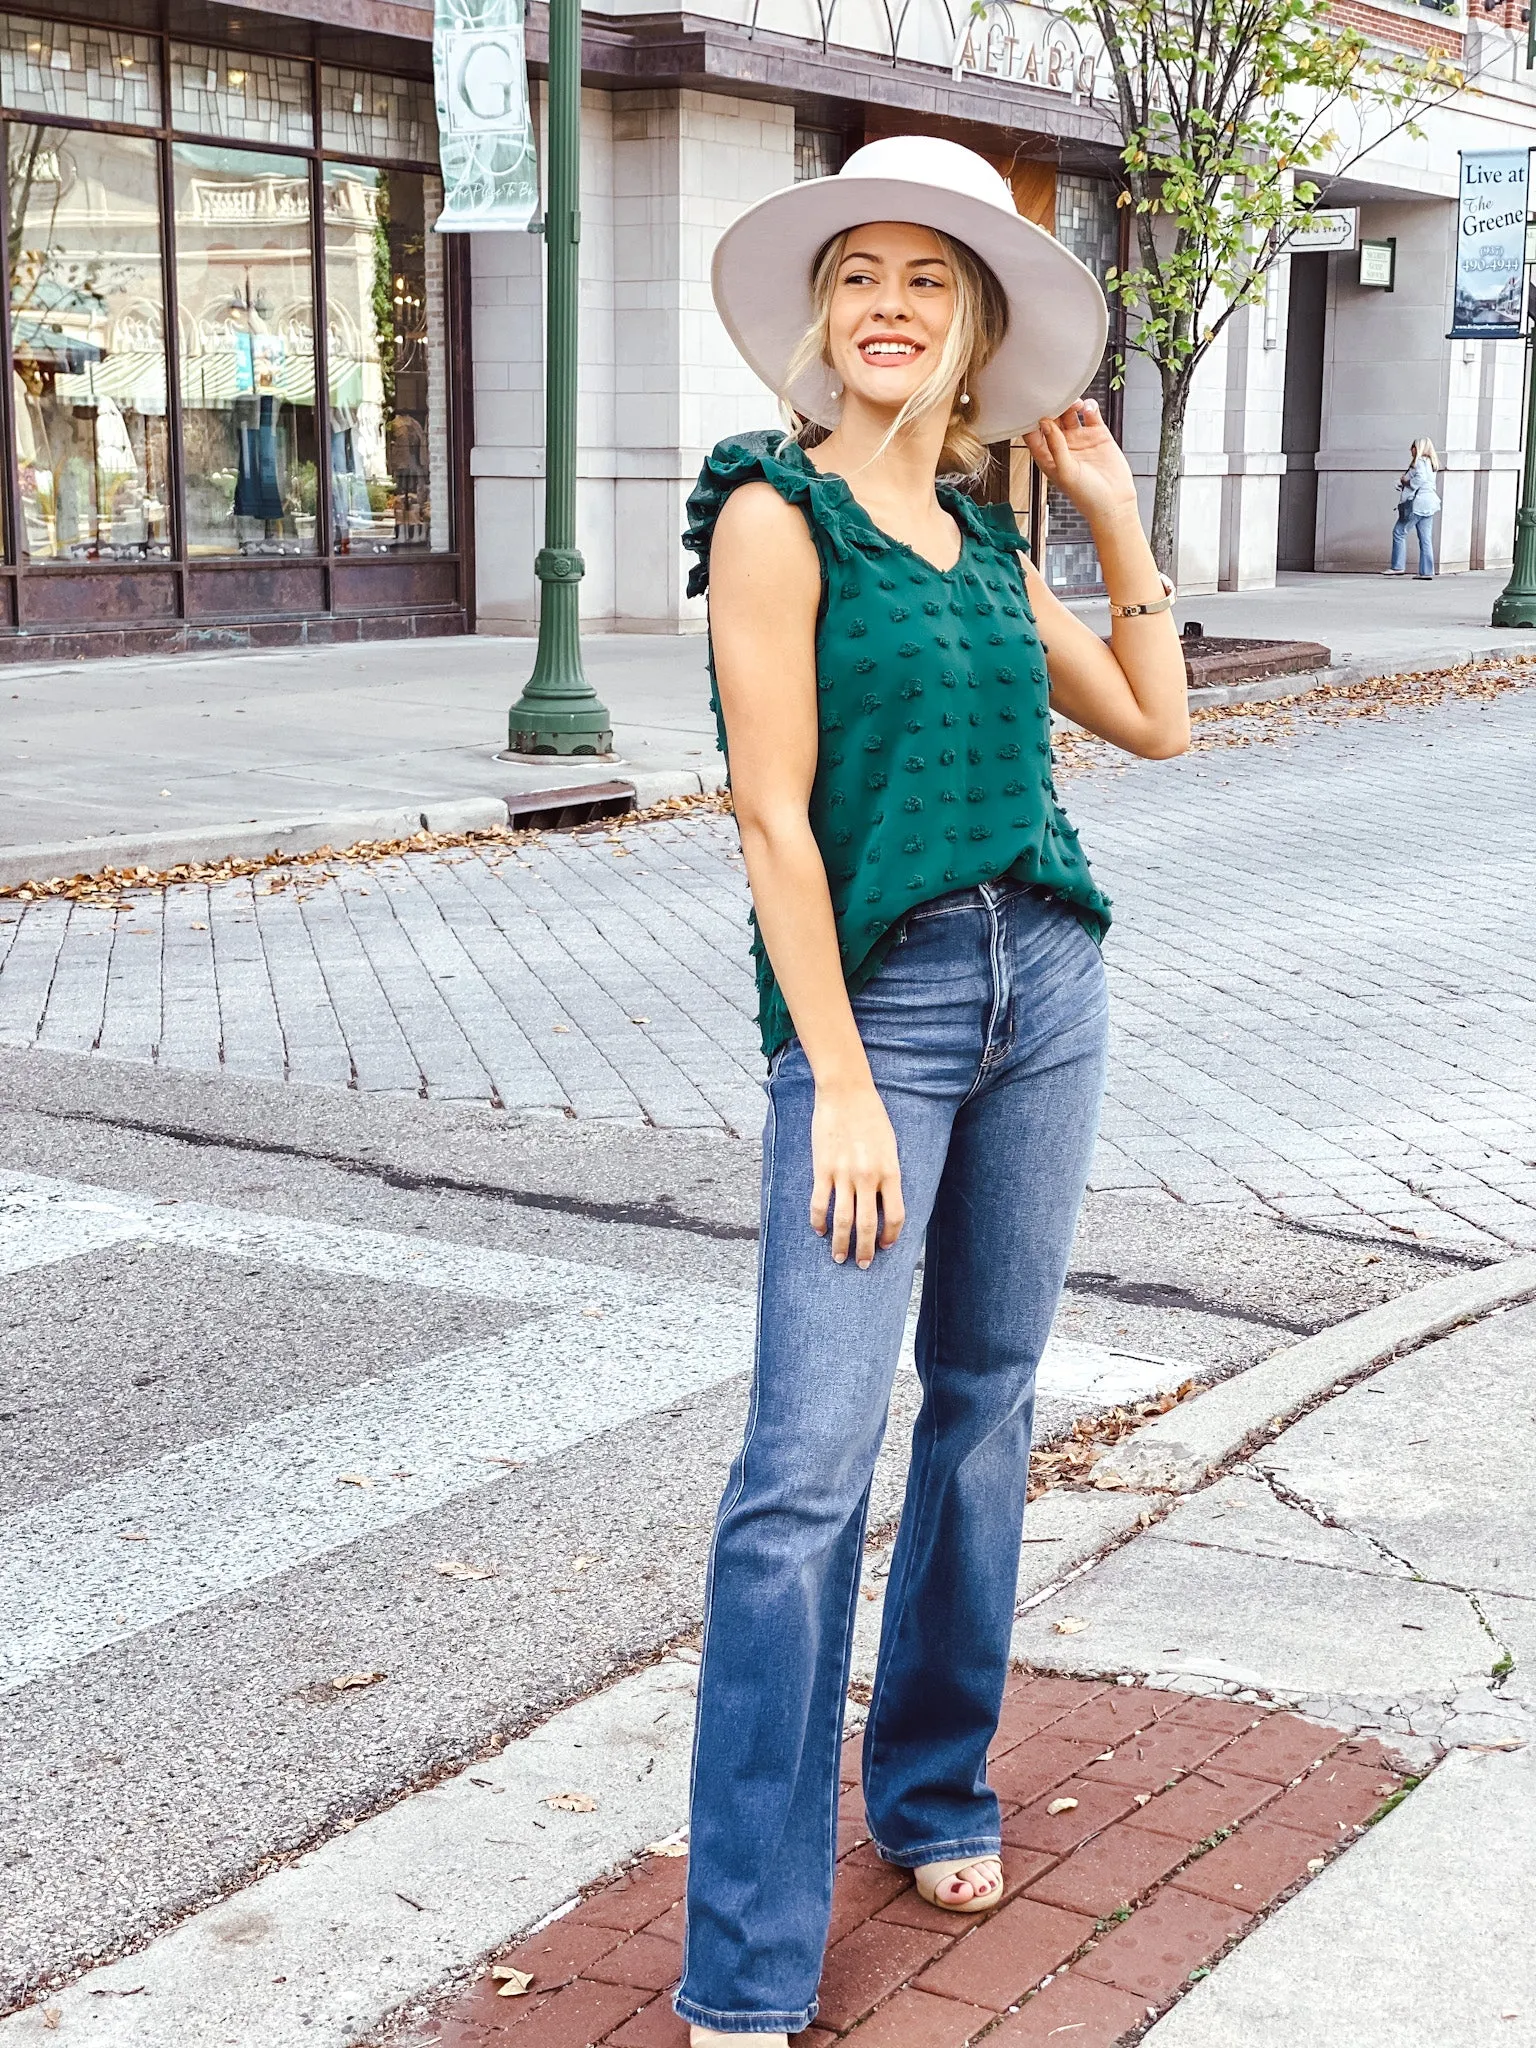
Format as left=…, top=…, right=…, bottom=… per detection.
left=504, top=780, right=638, bottom=831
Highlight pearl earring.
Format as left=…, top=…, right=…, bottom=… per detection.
left=831, top=378, right=843, bottom=398
left=960, top=390, right=970, bottom=406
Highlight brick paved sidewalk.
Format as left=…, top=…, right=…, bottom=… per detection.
left=6, top=683, right=1536, bottom=1248
left=404, top=1674, right=1411, bottom=2048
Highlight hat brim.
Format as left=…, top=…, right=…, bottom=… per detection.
left=711, top=174, right=1109, bottom=446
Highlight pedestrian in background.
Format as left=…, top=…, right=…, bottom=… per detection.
left=675, top=136, right=1189, bottom=2045
left=1387, top=438, right=1440, bottom=579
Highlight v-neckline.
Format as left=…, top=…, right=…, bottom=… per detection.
left=798, top=450, right=970, bottom=580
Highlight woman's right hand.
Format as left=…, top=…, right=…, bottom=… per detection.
left=810, top=1081, right=905, bottom=1270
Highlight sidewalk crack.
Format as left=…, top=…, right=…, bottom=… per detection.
left=1256, top=1463, right=1424, bottom=1577
left=1466, top=1590, right=1516, bottom=1689
left=1253, top=1470, right=1520, bottom=1686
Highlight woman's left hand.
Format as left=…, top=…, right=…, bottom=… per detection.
left=1023, top=399, right=1139, bottom=530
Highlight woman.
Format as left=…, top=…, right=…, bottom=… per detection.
left=1387, top=439, right=1440, bottom=579
left=676, top=136, right=1188, bottom=2044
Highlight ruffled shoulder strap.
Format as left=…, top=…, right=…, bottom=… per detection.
left=941, top=487, right=1032, bottom=562
left=683, top=431, right=872, bottom=598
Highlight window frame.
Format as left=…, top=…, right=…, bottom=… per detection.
left=0, top=4, right=462, bottom=622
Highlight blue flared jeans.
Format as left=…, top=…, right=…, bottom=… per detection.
left=675, top=881, right=1110, bottom=2034
left=1390, top=511, right=1435, bottom=577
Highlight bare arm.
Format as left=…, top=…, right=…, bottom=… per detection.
left=1021, top=402, right=1190, bottom=760
left=708, top=480, right=905, bottom=1270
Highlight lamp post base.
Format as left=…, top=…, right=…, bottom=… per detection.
left=507, top=548, right=613, bottom=754
left=506, top=723, right=614, bottom=756
left=1490, top=587, right=1536, bottom=628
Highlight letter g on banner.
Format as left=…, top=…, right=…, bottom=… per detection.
left=433, top=0, right=539, bottom=232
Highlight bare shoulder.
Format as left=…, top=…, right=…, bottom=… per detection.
left=712, top=480, right=819, bottom=598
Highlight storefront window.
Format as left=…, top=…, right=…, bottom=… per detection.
left=173, top=142, right=318, bottom=556
left=319, top=66, right=436, bottom=163
left=7, top=125, right=170, bottom=561
left=322, top=163, right=449, bottom=553
left=0, top=15, right=160, bottom=127
left=794, top=125, right=844, bottom=183
left=1055, top=173, right=1117, bottom=280
left=170, top=44, right=313, bottom=149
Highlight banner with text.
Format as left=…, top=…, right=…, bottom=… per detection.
left=433, top=0, right=538, bottom=233
left=1450, top=148, right=1530, bottom=339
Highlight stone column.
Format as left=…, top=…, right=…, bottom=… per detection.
left=1217, top=275, right=1284, bottom=589
left=470, top=85, right=616, bottom=632
left=610, top=88, right=794, bottom=631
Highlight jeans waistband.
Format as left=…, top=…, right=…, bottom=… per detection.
left=903, top=878, right=1052, bottom=924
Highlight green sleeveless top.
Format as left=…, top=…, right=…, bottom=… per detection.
left=684, top=431, right=1112, bottom=1061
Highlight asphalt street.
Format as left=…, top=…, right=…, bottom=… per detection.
left=0, top=1046, right=1472, bottom=2014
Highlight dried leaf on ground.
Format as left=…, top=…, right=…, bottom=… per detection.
left=1053, top=656, right=1536, bottom=780
left=336, top=1473, right=373, bottom=1489
left=434, top=1559, right=498, bottom=1581
left=1027, top=1380, right=1201, bottom=1501
left=1046, top=1797, right=1080, bottom=1816
left=0, top=789, right=730, bottom=906
left=331, top=1670, right=386, bottom=1692
left=492, top=1968, right=534, bottom=1997
left=544, top=1790, right=598, bottom=1812
left=41, top=2011, right=62, bottom=2030
left=646, top=1832, right=689, bottom=1858
left=1053, top=1616, right=1090, bottom=1636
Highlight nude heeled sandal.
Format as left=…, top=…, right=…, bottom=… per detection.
left=913, top=1855, right=1005, bottom=1914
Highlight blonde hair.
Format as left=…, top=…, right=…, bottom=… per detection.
left=780, top=227, right=1009, bottom=477
left=1413, top=438, right=1439, bottom=470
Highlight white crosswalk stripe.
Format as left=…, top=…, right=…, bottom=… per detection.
left=0, top=1304, right=754, bottom=1696
left=0, top=1171, right=682, bottom=1310
left=0, top=1171, right=1188, bottom=1701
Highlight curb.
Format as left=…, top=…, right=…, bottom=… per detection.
left=1094, top=1254, right=1536, bottom=1492
left=0, top=799, right=510, bottom=890
left=1186, top=644, right=1526, bottom=711
left=0, top=768, right=727, bottom=891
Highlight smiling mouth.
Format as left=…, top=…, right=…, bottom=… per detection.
left=858, top=337, right=923, bottom=366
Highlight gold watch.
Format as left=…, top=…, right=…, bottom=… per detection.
left=1108, top=574, right=1176, bottom=619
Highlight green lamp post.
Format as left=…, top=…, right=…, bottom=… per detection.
left=1492, top=312, right=1536, bottom=627
left=507, top=0, right=612, bottom=752
left=1493, top=34, right=1536, bottom=629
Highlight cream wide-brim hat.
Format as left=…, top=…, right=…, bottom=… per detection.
left=711, top=135, right=1109, bottom=446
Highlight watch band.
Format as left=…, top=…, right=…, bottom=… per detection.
left=1108, top=574, right=1177, bottom=619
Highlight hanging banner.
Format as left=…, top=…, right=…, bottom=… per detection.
left=433, top=0, right=538, bottom=233
left=1450, top=148, right=1531, bottom=339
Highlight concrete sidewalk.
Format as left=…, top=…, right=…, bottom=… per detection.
left=0, top=633, right=725, bottom=884
left=1009, top=1287, right=1536, bottom=2046
left=1072, top=563, right=1522, bottom=672
left=0, top=568, right=1524, bottom=885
